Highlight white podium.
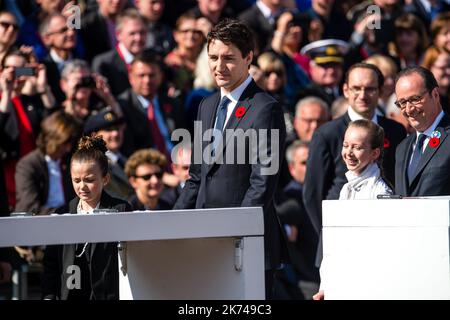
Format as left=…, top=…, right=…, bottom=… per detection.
left=0, top=207, right=265, bottom=300
left=322, top=198, right=450, bottom=300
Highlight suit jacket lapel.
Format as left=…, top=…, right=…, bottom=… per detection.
left=206, top=81, right=257, bottom=174
left=37, top=150, right=50, bottom=202
left=131, top=91, right=147, bottom=117
left=207, top=93, right=221, bottom=131
left=204, top=93, right=221, bottom=174
left=403, top=135, right=415, bottom=189
left=410, top=116, right=450, bottom=184
left=220, top=82, right=257, bottom=153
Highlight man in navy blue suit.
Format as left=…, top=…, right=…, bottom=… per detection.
left=395, top=66, right=450, bottom=196
left=303, top=63, right=407, bottom=236
left=174, top=19, right=287, bottom=299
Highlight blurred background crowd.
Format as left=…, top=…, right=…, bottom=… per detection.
left=0, top=0, right=449, bottom=300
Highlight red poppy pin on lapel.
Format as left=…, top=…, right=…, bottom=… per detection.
left=235, top=106, right=246, bottom=118
left=383, top=137, right=390, bottom=149
left=429, top=131, right=441, bottom=148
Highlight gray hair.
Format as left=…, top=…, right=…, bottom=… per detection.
left=295, top=96, right=329, bottom=118
left=39, top=13, right=65, bottom=36
left=285, top=140, right=309, bottom=164
left=61, top=59, right=90, bottom=80
left=116, top=8, right=146, bottom=33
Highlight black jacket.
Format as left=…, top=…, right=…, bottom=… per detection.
left=41, top=191, right=131, bottom=300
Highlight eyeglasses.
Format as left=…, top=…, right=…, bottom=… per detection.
left=179, top=29, right=202, bottom=36
left=394, top=90, right=430, bottom=110
left=46, top=26, right=70, bottom=36
left=348, top=86, right=379, bottom=96
left=134, top=171, right=164, bottom=180
left=263, top=70, right=283, bottom=77
left=0, top=21, right=19, bottom=32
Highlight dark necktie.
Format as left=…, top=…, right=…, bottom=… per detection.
left=407, top=133, right=427, bottom=181
left=212, top=96, right=231, bottom=156
left=116, top=153, right=127, bottom=169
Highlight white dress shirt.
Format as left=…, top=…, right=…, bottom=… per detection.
left=44, top=155, right=65, bottom=209
left=217, top=74, right=253, bottom=129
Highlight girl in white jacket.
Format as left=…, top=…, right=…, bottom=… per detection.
left=313, top=119, right=392, bottom=300
left=339, top=119, right=393, bottom=200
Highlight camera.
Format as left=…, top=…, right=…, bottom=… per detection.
left=14, top=67, right=36, bottom=78
left=75, top=76, right=96, bottom=90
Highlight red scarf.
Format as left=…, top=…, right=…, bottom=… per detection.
left=3, top=96, right=36, bottom=208
left=116, top=44, right=131, bottom=72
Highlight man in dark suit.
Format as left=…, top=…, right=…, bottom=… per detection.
left=40, top=13, right=80, bottom=105
left=395, top=66, right=450, bottom=196
left=173, top=19, right=287, bottom=299
left=80, top=0, right=128, bottom=63
left=118, top=52, right=184, bottom=161
left=238, top=0, right=285, bottom=52
left=92, top=9, right=148, bottom=97
left=303, top=63, right=406, bottom=252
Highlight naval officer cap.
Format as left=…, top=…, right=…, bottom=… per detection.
left=301, top=39, right=349, bottom=65
left=84, top=107, right=125, bottom=135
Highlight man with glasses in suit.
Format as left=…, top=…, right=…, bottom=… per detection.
left=394, top=66, right=450, bottom=196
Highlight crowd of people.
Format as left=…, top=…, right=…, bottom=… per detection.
left=0, top=0, right=450, bottom=300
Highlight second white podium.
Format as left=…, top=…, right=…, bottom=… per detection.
left=322, top=198, right=450, bottom=300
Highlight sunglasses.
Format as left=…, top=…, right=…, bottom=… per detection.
left=0, top=21, right=19, bottom=32
left=134, top=171, right=164, bottom=180
left=263, top=70, right=283, bottom=77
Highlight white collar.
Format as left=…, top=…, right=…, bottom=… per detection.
left=256, top=0, right=276, bottom=19
left=347, top=106, right=378, bottom=124
left=220, top=75, right=252, bottom=105
left=49, top=49, right=71, bottom=64
left=106, top=150, right=118, bottom=163
left=44, top=154, right=60, bottom=165
left=416, top=110, right=445, bottom=138
left=137, top=94, right=158, bottom=109
left=77, top=200, right=100, bottom=215
left=345, top=162, right=380, bottom=188
left=118, top=42, right=134, bottom=64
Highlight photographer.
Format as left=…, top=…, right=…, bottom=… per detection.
left=0, top=50, right=54, bottom=209
left=60, top=59, right=122, bottom=122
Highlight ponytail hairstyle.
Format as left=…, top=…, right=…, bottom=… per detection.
left=71, top=135, right=109, bottom=177
left=346, top=119, right=385, bottom=169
